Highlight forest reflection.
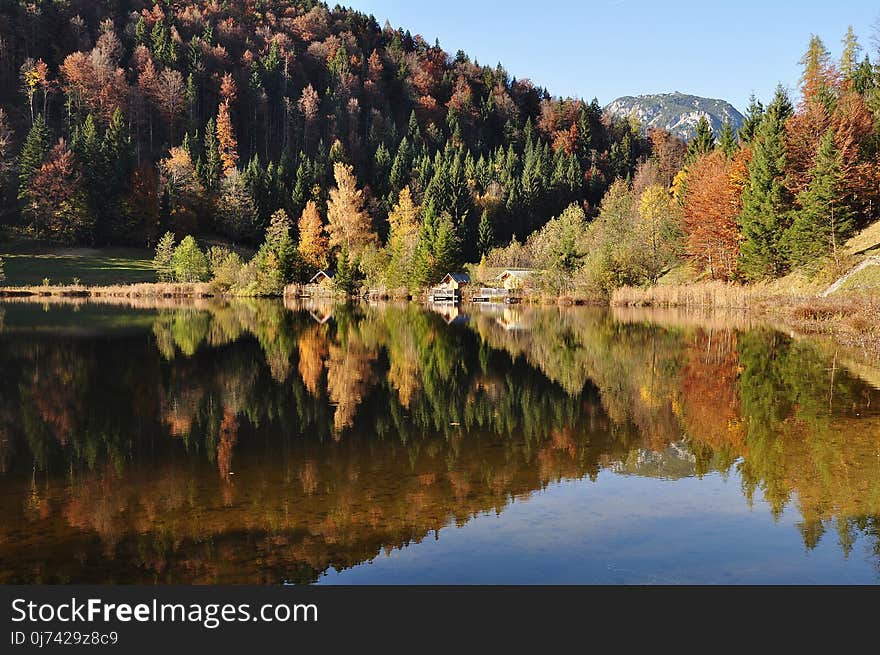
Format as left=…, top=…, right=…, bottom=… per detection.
left=0, top=299, right=878, bottom=583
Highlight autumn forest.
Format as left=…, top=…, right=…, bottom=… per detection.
left=1, top=1, right=878, bottom=296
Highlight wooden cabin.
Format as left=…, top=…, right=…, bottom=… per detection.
left=298, top=270, right=335, bottom=298
left=428, top=273, right=470, bottom=303
left=309, top=270, right=334, bottom=287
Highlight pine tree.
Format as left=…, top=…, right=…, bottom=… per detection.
left=432, top=215, right=459, bottom=276
left=840, top=26, right=862, bottom=82
left=786, top=130, right=855, bottom=267
left=334, top=244, right=357, bottom=294
left=738, top=86, right=794, bottom=280
left=265, top=209, right=296, bottom=281
left=688, top=116, right=716, bottom=160
left=739, top=95, right=764, bottom=143
left=718, top=120, right=737, bottom=157
left=102, top=108, right=133, bottom=189
left=202, top=118, right=222, bottom=191
left=17, top=114, right=51, bottom=202
left=153, top=231, right=177, bottom=282
left=477, top=210, right=494, bottom=256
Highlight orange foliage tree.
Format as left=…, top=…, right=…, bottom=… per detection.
left=681, top=149, right=748, bottom=280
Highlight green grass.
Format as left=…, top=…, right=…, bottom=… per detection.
left=0, top=243, right=155, bottom=287
left=834, top=262, right=880, bottom=294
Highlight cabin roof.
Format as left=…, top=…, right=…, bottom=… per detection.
left=439, top=272, right=470, bottom=284
left=309, top=270, right=333, bottom=284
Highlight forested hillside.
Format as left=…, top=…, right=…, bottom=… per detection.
left=0, top=1, right=642, bottom=254
left=0, top=2, right=878, bottom=295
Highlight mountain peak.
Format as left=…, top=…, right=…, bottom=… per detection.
left=604, top=93, right=744, bottom=141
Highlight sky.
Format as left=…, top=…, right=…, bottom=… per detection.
left=345, top=0, right=879, bottom=113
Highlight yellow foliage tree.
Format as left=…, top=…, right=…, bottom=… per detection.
left=216, top=100, right=238, bottom=174
left=326, top=162, right=377, bottom=256
left=637, top=184, right=681, bottom=282
left=297, top=200, right=329, bottom=273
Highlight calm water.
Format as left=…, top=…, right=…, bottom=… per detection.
left=0, top=299, right=878, bottom=584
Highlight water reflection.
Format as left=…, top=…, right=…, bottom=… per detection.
left=0, top=299, right=878, bottom=583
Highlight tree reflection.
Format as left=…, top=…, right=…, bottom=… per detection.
left=0, top=299, right=878, bottom=582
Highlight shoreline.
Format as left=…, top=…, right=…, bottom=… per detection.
left=1, top=280, right=877, bottom=361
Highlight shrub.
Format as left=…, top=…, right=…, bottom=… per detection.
left=208, top=246, right=244, bottom=291
left=171, top=236, right=210, bottom=282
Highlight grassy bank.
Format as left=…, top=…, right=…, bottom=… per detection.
left=0, top=243, right=155, bottom=287
left=612, top=281, right=880, bottom=360
left=0, top=282, right=215, bottom=299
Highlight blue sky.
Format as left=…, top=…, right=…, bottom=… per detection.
left=345, top=1, right=879, bottom=113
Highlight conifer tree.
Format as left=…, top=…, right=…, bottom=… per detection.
left=718, top=120, right=737, bottom=157
left=738, top=86, right=794, bottom=280
left=477, top=210, right=494, bottom=257
left=265, top=209, right=297, bottom=281
left=687, top=116, right=716, bottom=160
left=786, top=130, right=854, bottom=267
left=202, top=118, right=222, bottom=191
left=840, top=26, right=861, bottom=82
left=334, top=244, right=359, bottom=295
left=17, top=114, right=51, bottom=203
left=432, top=215, right=459, bottom=278
left=739, top=95, right=764, bottom=143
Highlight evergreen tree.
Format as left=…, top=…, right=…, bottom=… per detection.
left=264, top=209, right=297, bottom=281
left=432, top=214, right=460, bottom=276
left=202, top=118, right=222, bottom=192
left=739, top=95, right=764, bottom=143
left=334, top=244, right=359, bottom=295
left=477, top=210, right=494, bottom=257
left=840, top=26, right=861, bottom=82
left=718, top=120, right=738, bottom=157
left=688, top=116, right=716, bottom=159
left=738, top=86, right=794, bottom=280
left=17, top=114, right=50, bottom=202
left=786, top=130, right=855, bottom=267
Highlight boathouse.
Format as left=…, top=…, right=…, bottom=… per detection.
left=429, top=273, right=470, bottom=303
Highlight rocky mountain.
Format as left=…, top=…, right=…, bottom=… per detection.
left=604, top=92, right=745, bottom=141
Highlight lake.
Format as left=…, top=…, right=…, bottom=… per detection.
left=0, top=299, right=878, bottom=584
